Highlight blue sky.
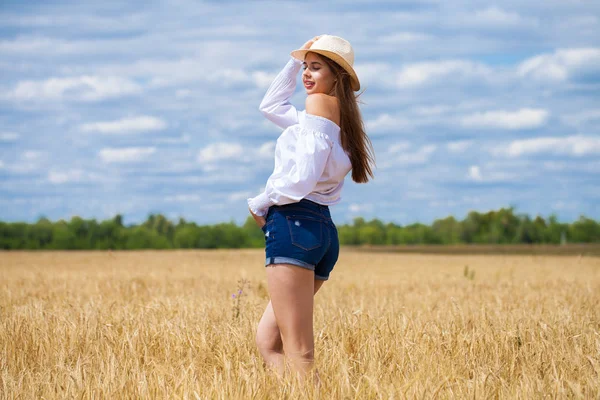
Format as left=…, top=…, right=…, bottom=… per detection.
left=0, top=0, right=599, bottom=226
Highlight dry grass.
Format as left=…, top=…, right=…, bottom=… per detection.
left=1, top=249, right=599, bottom=399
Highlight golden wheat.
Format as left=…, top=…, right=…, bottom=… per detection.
left=1, top=250, right=599, bottom=399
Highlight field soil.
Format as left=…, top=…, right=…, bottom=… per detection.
left=1, top=250, right=599, bottom=399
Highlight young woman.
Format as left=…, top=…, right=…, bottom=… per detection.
left=247, top=35, right=375, bottom=378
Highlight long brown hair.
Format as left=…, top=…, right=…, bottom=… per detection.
left=320, top=54, right=375, bottom=183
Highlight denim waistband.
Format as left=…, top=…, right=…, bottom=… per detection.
left=270, top=199, right=332, bottom=220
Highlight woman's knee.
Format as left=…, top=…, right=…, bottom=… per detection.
left=256, top=318, right=282, bottom=351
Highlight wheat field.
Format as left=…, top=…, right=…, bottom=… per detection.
left=1, top=249, right=599, bottom=399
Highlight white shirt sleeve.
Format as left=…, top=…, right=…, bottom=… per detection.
left=247, top=125, right=333, bottom=217
left=258, top=57, right=303, bottom=130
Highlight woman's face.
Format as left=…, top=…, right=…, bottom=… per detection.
left=302, top=52, right=336, bottom=95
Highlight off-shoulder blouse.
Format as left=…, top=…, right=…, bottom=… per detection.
left=247, top=57, right=352, bottom=217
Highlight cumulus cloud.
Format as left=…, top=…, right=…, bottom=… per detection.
left=23, top=150, right=43, bottom=160
left=460, top=108, right=549, bottom=130
left=396, top=60, right=493, bottom=88
left=447, top=140, right=473, bottom=153
left=0, top=132, right=19, bottom=142
left=389, top=141, right=411, bottom=153
left=131, top=57, right=276, bottom=89
left=517, top=48, right=600, bottom=82
left=561, top=109, right=600, bottom=127
left=258, top=142, right=276, bottom=159
left=379, top=32, right=432, bottom=44
left=354, top=62, right=395, bottom=89
left=164, top=194, right=202, bottom=203
left=99, top=147, right=156, bottom=163
left=366, top=113, right=412, bottom=134
left=47, top=169, right=106, bottom=184
left=8, top=75, right=141, bottom=101
left=197, top=142, right=244, bottom=164
left=80, top=116, right=166, bottom=134
left=227, top=190, right=253, bottom=203
left=467, top=7, right=538, bottom=28
left=197, top=141, right=277, bottom=167
left=381, top=143, right=437, bottom=168
left=348, top=203, right=374, bottom=213
left=497, top=135, right=600, bottom=157
left=468, top=166, right=482, bottom=181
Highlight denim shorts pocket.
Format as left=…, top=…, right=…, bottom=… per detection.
left=286, top=215, right=322, bottom=251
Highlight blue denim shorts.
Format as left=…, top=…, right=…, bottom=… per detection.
left=261, top=199, right=340, bottom=280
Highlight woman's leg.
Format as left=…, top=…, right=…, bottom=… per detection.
left=256, top=266, right=324, bottom=376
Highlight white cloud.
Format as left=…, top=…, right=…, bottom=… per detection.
left=460, top=108, right=549, bottom=130
left=561, top=109, right=600, bottom=127
left=498, top=135, right=600, bottom=157
left=468, top=166, right=482, bottom=181
left=517, top=48, right=600, bottom=82
left=379, top=32, right=432, bottom=44
left=0, top=132, right=20, bottom=142
left=0, top=36, right=73, bottom=54
left=154, top=134, right=191, bottom=144
left=99, top=147, right=156, bottom=163
left=412, top=105, right=452, bottom=116
left=144, top=59, right=270, bottom=89
left=227, top=191, right=252, bottom=203
left=389, top=141, right=411, bottom=153
left=47, top=169, right=105, bottom=184
left=197, top=142, right=244, bottom=164
left=366, top=113, right=412, bottom=133
left=197, top=141, right=275, bottom=166
left=80, top=116, right=166, bottom=134
left=258, top=142, right=275, bottom=159
left=447, top=140, right=473, bottom=153
left=23, top=150, right=43, bottom=160
left=9, top=75, right=141, bottom=101
left=354, top=62, right=395, bottom=88
left=0, top=160, right=4, bottom=168
left=164, top=194, right=202, bottom=203
left=349, top=203, right=374, bottom=213
left=383, top=144, right=437, bottom=167
left=252, top=71, right=276, bottom=89
left=396, top=60, right=493, bottom=88
left=470, top=7, right=536, bottom=28
left=48, top=170, right=83, bottom=184
left=542, top=160, right=600, bottom=173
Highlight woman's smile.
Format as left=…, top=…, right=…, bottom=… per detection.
left=303, top=80, right=315, bottom=90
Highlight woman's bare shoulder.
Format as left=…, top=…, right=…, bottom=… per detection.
left=305, top=94, right=340, bottom=123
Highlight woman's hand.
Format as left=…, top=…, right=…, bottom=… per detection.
left=249, top=207, right=266, bottom=228
left=300, top=35, right=321, bottom=50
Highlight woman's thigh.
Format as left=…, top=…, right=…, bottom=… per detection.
left=266, top=264, right=316, bottom=352
left=257, top=279, right=325, bottom=345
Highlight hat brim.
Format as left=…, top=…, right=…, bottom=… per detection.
left=291, top=49, right=360, bottom=92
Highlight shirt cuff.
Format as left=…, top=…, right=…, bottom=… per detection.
left=247, top=192, right=272, bottom=217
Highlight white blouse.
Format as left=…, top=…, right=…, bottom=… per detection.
left=247, top=57, right=352, bottom=217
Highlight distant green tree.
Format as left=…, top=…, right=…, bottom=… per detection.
left=125, top=226, right=171, bottom=249
left=432, top=216, right=461, bottom=244
left=568, top=216, right=600, bottom=243
left=0, top=208, right=598, bottom=250
left=51, top=221, right=76, bottom=249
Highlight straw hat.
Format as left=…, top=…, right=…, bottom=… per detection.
left=291, top=35, right=360, bottom=92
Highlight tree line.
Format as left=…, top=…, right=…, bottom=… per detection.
left=0, top=207, right=598, bottom=250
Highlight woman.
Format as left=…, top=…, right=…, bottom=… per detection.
left=247, top=35, right=375, bottom=378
